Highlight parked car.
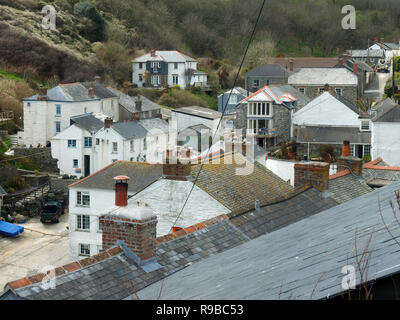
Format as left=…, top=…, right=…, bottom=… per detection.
left=40, top=201, right=64, bottom=223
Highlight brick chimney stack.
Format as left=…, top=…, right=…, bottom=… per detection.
left=114, top=176, right=129, bottom=207
left=249, top=61, right=254, bottom=70
left=37, top=85, right=48, bottom=101
left=104, top=117, right=113, bottom=129
left=289, top=58, right=294, bottom=72
left=136, top=95, right=142, bottom=112
left=94, top=76, right=101, bottom=83
left=150, top=48, right=156, bottom=57
left=163, top=149, right=191, bottom=181
left=353, top=62, right=358, bottom=75
left=294, top=162, right=330, bottom=192
left=132, top=112, right=140, bottom=121
left=337, top=141, right=363, bottom=176
left=100, top=203, right=157, bottom=262
left=88, top=82, right=95, bottom=99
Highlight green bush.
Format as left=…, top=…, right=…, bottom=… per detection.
left=363, top=155, right=372, bottom=162
left=74, top=1, right=106, bottom=42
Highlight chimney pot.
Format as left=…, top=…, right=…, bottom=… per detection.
left=289, top=58, right=294, bottom=72
left=135, top=95, right=142, bottom=112
left=353, top=62, right=358, bottom=75
left=151, top=48, right=156, bottom=57
left=114, top=175, right=130, bottom=207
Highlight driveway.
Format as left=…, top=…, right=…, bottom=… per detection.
left=0, top=211, right=70, bottom=290
left=364, top=72, right=391, bottom=101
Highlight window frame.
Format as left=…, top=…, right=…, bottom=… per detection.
left=112, top=142, right=118, bottom=153
left=76, top=215, right=90, bottom=231
left=79, top=243, right=90, bottom=256
left=67, top=139, right=76, bottom=148
left=55, top=121, right=61, bottom=134
left=55, top=104, right=62, bottom=116
left=84, top=137, right=92, bottom=148
left=73, top=159, right=78, bottom=168
left=76, top=191, right=90, bottom=207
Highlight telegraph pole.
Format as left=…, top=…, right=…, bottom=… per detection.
left=393, top=57, right=396, bottom=98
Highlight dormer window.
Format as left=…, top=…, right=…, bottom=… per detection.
left=360, top=120, right=370, bottom=131
left=228, top=95, right=237, bottom=105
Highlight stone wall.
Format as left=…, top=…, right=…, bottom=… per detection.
left=50, top=178, right=76, bottom=193
left=294, top=162, right=330, bottom=191
left=294, top=85, right=358, bottom=103
left=13, top=148, right=59, bottom=173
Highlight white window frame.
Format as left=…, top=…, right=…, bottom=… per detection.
left=55, top=104, right=62, bottom=116
left=172, top=75, right=179, bottom=85
left=76, top=191, right=90, bottom=207
left=228, top=95, right=237, bottom=105
left=298, top=87, right=305, bottom=94
left=112, top=142, right=118, bottom=153
left=151, top=75, right=160, bottom=86
left=79, top=243, right=90, bottom=256
left=84, top=137, right=92, bottom=148
left=130, top=140, right=134, bottom=152
left=76, top=215, right=90, bottom=231
left=67, top=139, right=76, bottom=148
left=55, top=121, right=61, bottom=134
left=335, top=88, right=343, bottom=96
left=73, top=159, right=78, bottom=168
left=360, top=120, right=370, bottom=131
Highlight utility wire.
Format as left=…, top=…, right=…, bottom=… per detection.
left=166, top=0, right=266, bottom=235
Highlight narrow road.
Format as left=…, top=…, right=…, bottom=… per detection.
left=364, top=72, right=391, bottom=101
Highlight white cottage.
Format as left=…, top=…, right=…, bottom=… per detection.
left=23, top=81, right=120, bottom=147
left=132, top=49, right=207, bottom=89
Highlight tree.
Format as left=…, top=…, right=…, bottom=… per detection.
left=74, top=1, right=106, bottom=42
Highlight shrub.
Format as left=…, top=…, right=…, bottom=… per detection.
left=74, top=1, right=106, bottom=42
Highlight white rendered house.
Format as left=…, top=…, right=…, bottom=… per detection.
left=23, top=82, right=120, bottom=147
left=132, top=49, right=207, bottom=89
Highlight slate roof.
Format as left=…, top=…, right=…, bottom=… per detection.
left=24, top=82, right=117, bottom=102
left=274, top=57, right=340, bottom=70
left=134, top=50, right=197, bottom=63
left=179, top=124, right=211, bottom=137
left=138, top=118, right=169, bottom=134
left=218, top=87, right=248, bottom=97
left=268, top=84, right=311, bottom=109
left=173, top=106, right=222, bottom=120
left=106, top=88, right=162, bottom=114
left=371, top=98, right=400, bottom=122
left=190, top=153, right=294, bottom=213
left=348, top=49, right=386, bottom=58
left=288, top=68, right=358, bottom=86
left=138, top=180, right=400, bottom=300
left=295, top=126, right=371, bottom=144
left=328, top=170, right=373, bottom=204
left=70, top=113, right=104, bottom=133
left=111, top=121, right=148, bottom=139
left=240, top=85, right=298, bottom=109
left=245, top=64, right=289, bottom=78
left=5, top=185, right=338, bottom=300
left=69, top=161, right=163, bottom=193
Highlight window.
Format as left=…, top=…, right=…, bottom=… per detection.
left=97, top=245, right=103, bottom=253
left=143, top=138, right=147, bottom=150
left=27, top=102, right=31, bottom=107
left=130, top=140, right=134, bottom=152
left=174, top=62, right=178, bottom=69
left=151, top=75, right=161, bottom=85
left=319, top=88, right=325, bottom=93
left=139, top=74, right=143, bottom=81
left=96, top=138, right=100, bottom=145
left=76, top=191, right=90, bottom=207
left=266, top=80, right=270, bottom=85
left=76, top=215, right=90, bottom=231
left=361, top=120, right=370, bottom=131
left=84, top=137, right=92, bottom=148
left=67, top=140, right=76, bottom=148
left=55, top=104, right=61, bottom=116
left=298, top=87, right=305, bottom=94
left=112, top=142, right=118, bottom=153
left=253, top=79, right=260, bottom=89
left=139, top=62, right=143, bottom=69
left=73, top=159, right=78, bottom=168
left=173, top=75, right=179, bottom=85
left=84, top=107, right=88, bottom=114
left=151, top=62, right=161, bottom=69
left=335, top=88, right=343, bottom=96
left=228, top=95, right=237, bottom=105
left=248, top=102, right=271, bottom=116
left=55, top=121, right=61, bottom=133
left=79, top=244, right=90, bottom=256
left=364, top=145, right=371, bottom=157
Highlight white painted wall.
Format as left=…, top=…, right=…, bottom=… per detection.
left=51, top=125, right=93, bottom=178
left=292, top=92, right=360, bottom=127
left=372, top=122, right=400, bottom=166
left=266, top=158, right=296, bottom=186
left=23, top=98, right=119, bottom=147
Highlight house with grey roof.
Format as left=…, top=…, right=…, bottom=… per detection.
left=132, top=49, right=207, bottom=89
left=348, top=49, right=386, bottom=65
left=217, top=87, right=249, bottom=114
left=293, top=91, right=371, bottom=160
left=371, top=98, right=400, bottom=166
left=51, top=113, right=105, bottom=177
left=23, top=80, right=120, bottom=148
left=288, top=67, right=359, bottom=102
left=106, top=87, right=169, bottom=121
left=235, top=84, right=311, bottom=149
left=244, top=64, right=289, bottom=92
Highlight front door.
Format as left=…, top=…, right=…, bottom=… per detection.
left=84, top=155, right=90, bottom=177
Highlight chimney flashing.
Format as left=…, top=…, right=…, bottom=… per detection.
left=116, top=240, right=162, bottom=272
